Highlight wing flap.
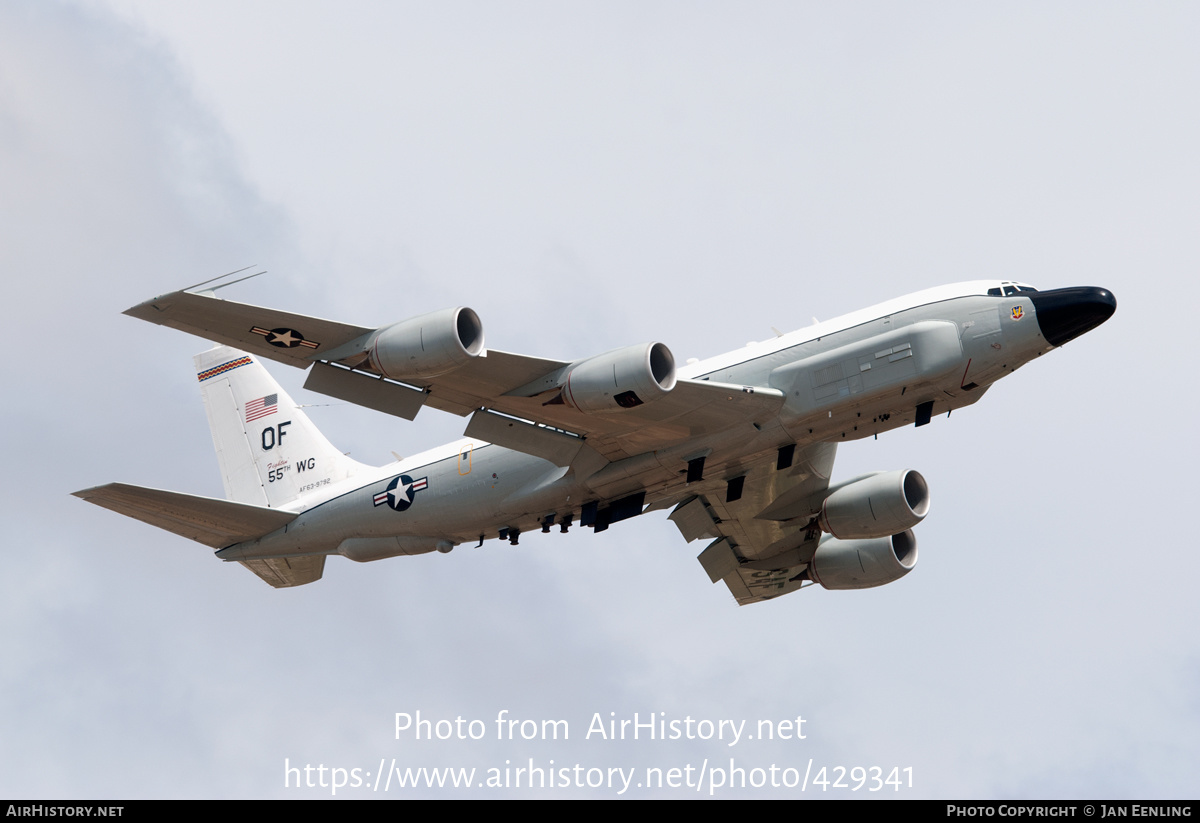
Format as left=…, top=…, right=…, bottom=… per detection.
left=669, top=496, right=720, bottom=543
left=697, top=536, right=740, bottom=582
left=72, top=483, right=296, bottom=548
left=464, top=409, right=607, bottom=475
left=682, top=442, right=837, bottom=605
left=721, top=563, right=810, bottom=606
left=303, top=361, right=427, bottom=421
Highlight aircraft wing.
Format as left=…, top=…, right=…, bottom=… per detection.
left=668, top=442, right=838, bottom=606
left=471, top=375, right=785, bottom=463
left=125, top=286, right=786, bottom=461
left=124, top=288, right=375, bottom=368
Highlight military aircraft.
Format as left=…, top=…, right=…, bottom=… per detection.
left=74, top=275, right=1115, bottom=604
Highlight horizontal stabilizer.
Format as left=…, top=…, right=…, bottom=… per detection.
left=72, top=483, right=296, bottom=549
left=239, top=555, right=326, bottom=588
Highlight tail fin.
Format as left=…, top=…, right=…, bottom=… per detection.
left=195, top=346, right=368, bottom=507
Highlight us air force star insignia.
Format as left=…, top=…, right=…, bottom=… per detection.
left=250, top=326, right=320, bottom=349
left=372, top=475, right=429, bottom=511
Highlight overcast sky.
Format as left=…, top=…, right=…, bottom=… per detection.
left=2, top=1, right=1197, bottom=798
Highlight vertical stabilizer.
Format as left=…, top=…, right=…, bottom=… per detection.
left=194, top=346, right=368, bottom=507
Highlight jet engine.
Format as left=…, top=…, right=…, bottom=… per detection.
left=366, top=307, right=485, bottom=380
left=818, top=470, right=929, bottom=539
left=560, top=342, right=677, bottom=413
left=808, top=530, right=918, bottom=590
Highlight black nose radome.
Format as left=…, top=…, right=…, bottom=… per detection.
left=1029, top=287, right=1117, bottom=347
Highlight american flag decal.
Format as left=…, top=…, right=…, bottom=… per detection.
left=245, top=394, right=278, bottom=422
left=197, top=356, right=252, bottom=382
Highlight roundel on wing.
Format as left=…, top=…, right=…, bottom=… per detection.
left=250, top=325, right=321, bottom=349
left=265, top=328, right=307, bottom=347
left=372, top=474, right=429, bottom=511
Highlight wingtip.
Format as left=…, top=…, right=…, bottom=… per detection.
left=122, top=295, right=171, bottom=320
left=72, top=482, right=117, bottom=500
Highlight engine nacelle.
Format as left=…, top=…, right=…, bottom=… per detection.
left=561, top=342, right=676, bottom=414
left=366, top=307, right=484, bottom=380
left=818, top=469, right=929, bottom=539
left=809, top=530, right=918, bottom=590
left=337, top=536, right=454, bottom=562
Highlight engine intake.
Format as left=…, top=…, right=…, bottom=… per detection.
left=367, top=307, right=484, bottom=380
left=818, top=469, right=929, bottom=539
left=809, top=530, right=918, bottom=590
left=560, top=342, right=676, bottom=414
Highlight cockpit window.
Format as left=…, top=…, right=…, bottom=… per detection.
left=990, top=283, right=1039, bottom=297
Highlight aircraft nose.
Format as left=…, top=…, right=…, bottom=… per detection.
left=1029, top=286, right=1117, bottom=347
